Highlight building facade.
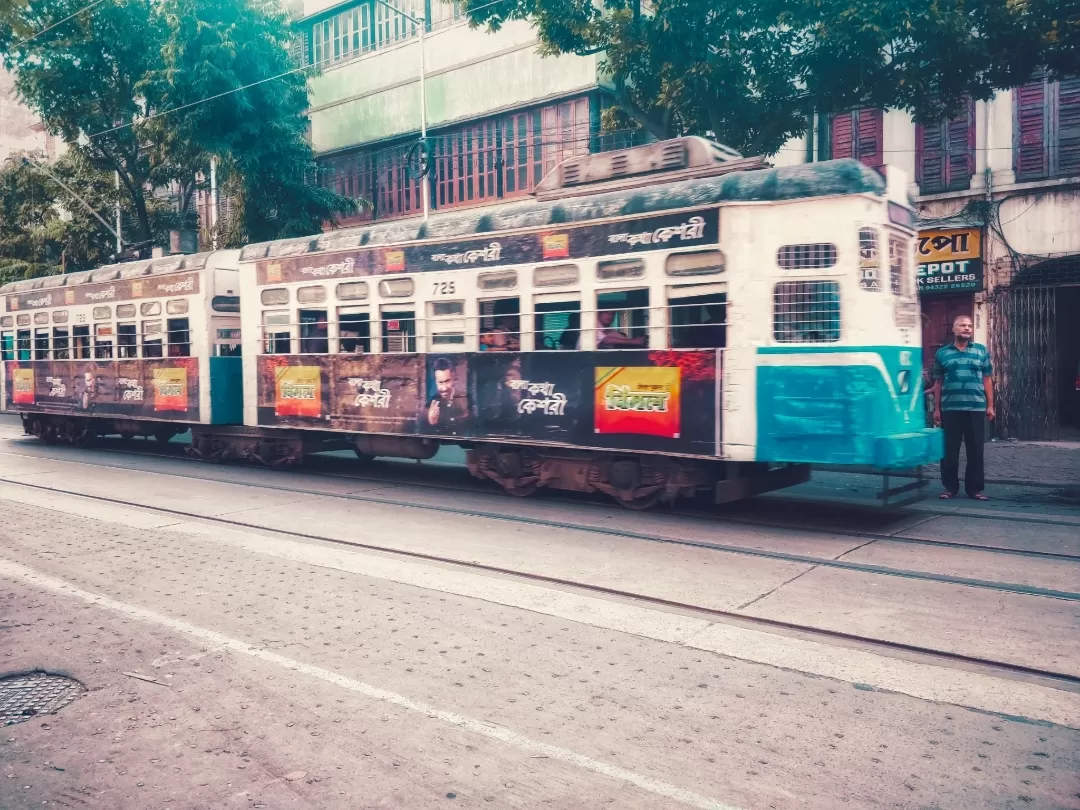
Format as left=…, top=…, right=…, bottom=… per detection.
left=0, top=68, right=53, bottom=165
left=296, top=0, right=627, bottom=226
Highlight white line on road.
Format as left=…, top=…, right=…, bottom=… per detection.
left=0, top=557, right=745, bottom=810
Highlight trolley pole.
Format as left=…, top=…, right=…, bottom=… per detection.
left=374, top=0, right=428, bottom=220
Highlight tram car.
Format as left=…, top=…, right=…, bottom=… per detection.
left=2, top=137, right=942, bottom=508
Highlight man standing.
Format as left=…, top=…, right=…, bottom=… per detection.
left=932, top=315, right=994, bottom=500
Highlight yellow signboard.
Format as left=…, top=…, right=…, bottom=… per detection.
left=917, top=228, right=981, bottom=263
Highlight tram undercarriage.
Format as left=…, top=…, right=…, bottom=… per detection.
left=18, top=413, right=810, bottom=508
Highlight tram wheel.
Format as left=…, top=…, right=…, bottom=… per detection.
left=501, top=481, right=539, bottom=498
left=153, top=430, right=175, bottom=444
left=612, top=490, right=662, bottom=511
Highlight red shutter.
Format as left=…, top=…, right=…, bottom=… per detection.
left=945, top=98, right=975, bottom=190
left=916, top=121, right=945, bottom=193
left=1015, top=78, right=1048, bottom=180
left=856, top=108, right=883, bottom=169
left=831, top=111, right=854, bottom=159
left=1055, top=76, right=1080, bottom=177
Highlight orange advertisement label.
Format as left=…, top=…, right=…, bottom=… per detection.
left=384, top=250, right=405, bottom=272
left=265, top=263, right=283, bottom=284
left=12, top=368, right=35, bottom=405
left=542, top=234, right=569, bottom=259
left=594, top=366, right=681, bottom=438
left=152, top=367, right=189, bottom=412
left=275, top=365, right=322, bottom=418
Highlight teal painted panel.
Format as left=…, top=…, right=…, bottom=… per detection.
left=209, top=356, right=243, bottom=425
left=755, top=346, right=942, bottom=469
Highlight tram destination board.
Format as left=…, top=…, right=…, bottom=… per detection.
left=257, top=350, right=720, bottom=457
left=255, top=209, right=720, bottom=285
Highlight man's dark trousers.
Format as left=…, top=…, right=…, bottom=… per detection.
left=941, top=410, right=986, bottom=496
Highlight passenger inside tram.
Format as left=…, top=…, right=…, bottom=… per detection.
left=480, top=315, right=521, bottom=352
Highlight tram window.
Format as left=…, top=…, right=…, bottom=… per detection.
left=167, top=318, right=191, bottom=357
left=337, top=309, right=371, bottom=354
left=478, top=270, right=517, bottom=291
left=167, top=299, right=189, bottom=316
left=52, top=310, right=68, bottom=324
left=16, top=329, right=31, bottom=360
left=73, top=325, right=91, bottom=359
left=889, top=236, right=908, bottom=296
left=261, top=287, right=289, bottom=306
left=1, top=316, right=12, bottom=328
left=428, top=301, right=466, bottom=349
left=212, top=296, right=241, bottom=313
left=262, top=311, right=291, bottom=354
left=381, top=309, right=416, bottom=353
left=479, top=298, right=520, bottom=352
left=773, top=281, right=841, bottom=343
left=668, top=289, right=726, bottom=349
left=379, top=278, right=414, bottom=298
left=777, top=244, right=839, bottom=270
left=117, top=304, right=136, bottom=319
left=337, top=281, right=369, bottom=301
left=297, top=286, right=327, bottom=305
left=34, top=329, right=50, bottom=360
left=596, top=290, right=649, bottom=349
left=140, top=302, right=162, bottom=316
left=53, top=328, right=70, bottom=359
left=596, top=259, right=645, bottom=282
left=118, top=323, right=138, bottom=358
left=34, top=311, right=49, bottom=325
left=0, top=331, right=12, bottom=361
left=93, top=306, right=112, bottom=321
left=94, top=324, right=114, bottom=359
left=142, top=321, right=164, bottom=358
left=666, top=250, right=725, bottom=277
left=299, top=309, right=329, bottom=354
left=534, top=264, right=578, bottom=287
left=534, top=299, right=580, bottom=351
left=858, top=227, right=882, bottom=292
left=16, top=314, right=31, bottom=327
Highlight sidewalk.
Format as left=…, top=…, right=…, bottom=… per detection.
left=922, top=440, right=1080, bottom=487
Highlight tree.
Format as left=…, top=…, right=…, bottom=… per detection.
left=0, top=0, right=354, bottom=255
left=463, top=0, right=1079, bottom=156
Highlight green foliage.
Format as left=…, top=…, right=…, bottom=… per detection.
left=464, top=0, right=1079, bottom=155
left=0, top=0, right=354, bottom=260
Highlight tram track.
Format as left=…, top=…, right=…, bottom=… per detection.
left=0, top=472, right=1078, bottom=691
left=1, top=440, right=1078, bottom=565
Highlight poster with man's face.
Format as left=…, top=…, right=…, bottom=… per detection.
left=422, top=355, right=471, bottom=436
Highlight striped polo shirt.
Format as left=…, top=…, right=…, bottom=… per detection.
left=933, top=342, right=993, bottom=411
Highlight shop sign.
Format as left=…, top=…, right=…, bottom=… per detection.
left=916, top=228, right=983, bottom=294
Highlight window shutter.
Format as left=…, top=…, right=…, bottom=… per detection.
left=831, top=111, right=854, bottom=159
left=1054, top=76, right=1080, bottom=177
left=945, top=98, right=975, bottom=190
left=856, top=108, right=883, bottom=168
left=1015, top=77, right=1048, bottom=180
left=916, top=121, right=945, bottom=193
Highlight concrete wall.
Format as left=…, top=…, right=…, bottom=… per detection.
left=0, top=68, right=47, bottom=164
left=306, top=19, right=602, bottom=153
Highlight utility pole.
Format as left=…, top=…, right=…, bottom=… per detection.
left=210, top=157, right=219, bottom=250
left=114, top=171, right=122, bottom=254
left=373, top=0, right=428, bottom=220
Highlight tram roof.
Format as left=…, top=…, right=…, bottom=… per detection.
left=1, top=251, right=216, bottom=295
left=239, top=157, right=887, bottom=263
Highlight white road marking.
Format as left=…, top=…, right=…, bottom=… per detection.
left=0, top=557, right=744, bottom=810
left=2, top=481, right=1079, bottom=729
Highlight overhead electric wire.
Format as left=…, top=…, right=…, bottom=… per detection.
left=11, top=0, right=108, bottom=45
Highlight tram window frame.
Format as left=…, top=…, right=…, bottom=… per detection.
left=1, top=315, right=12, bottom=328
left=297, top=285, right=327, bottom=305
left=52, top=310, right=69, bottom=324
left=427, top=300, right=467, bottom=350
left=666, top=250, right=726, bottom=277
left=72, top=325, right=91, bottom=359
left=0, top=330, right=13, bottom=361
left=140, top=301, right=162, bottom=317
left=262, top=310, right=292, bottom=354
left=336, top=281, right=369, bottom=301
left=667, top=285, right=727, bottom=349
left=533, top=264, right=579, bottom=288
left=299, top=309, right=329, bottom=354
left=167, top=317, right=191, bottom=357
left=142, top=321, right=164, bottom=358
left=166, top=299, right=189, bottom=316
left=261, top=287, right=290, bottom=306
left=117, top=322, right=138, bottom=358
left=94, top=323, right=114, bottom=359
left=378, top=278, right=415, bottom=299
left=772, top=280, right=841, bottom=343
left=116, top=303, right=137, bottom=319
left=34, top=328, right=50, bottom=360
left=477, top=269, right=518, bottom=292
left=337, top=308, right=371, bottom=354
left=16, top=314, right=31, bottom=327
left=596, top=258, right=645, bottom=283
left=381, top=307, right=417, bottom=353
left=53, top=328, right=70, bottom=359
left=93, top=306, right=112, bottom=321
left=534, top=297, right=581, bottom=351
left=596, top=289, right=650, bottom=349
left=34, top=311, right=49, bottom=325
left=479, top=297, right=520, bottom=352
left=858, top=227, right=882, bottom=292
left=16, top=329, right=31, bottom=360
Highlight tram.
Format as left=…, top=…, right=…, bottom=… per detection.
left=1, top=137, right=941, bottom=508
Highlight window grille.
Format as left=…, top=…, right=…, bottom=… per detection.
left=777, top=244, right=838, bottom=270
left=773, top=281, right=841, bottom=343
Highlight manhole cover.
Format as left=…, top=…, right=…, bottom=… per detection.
left=0, top=672, right=84, bottom=726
